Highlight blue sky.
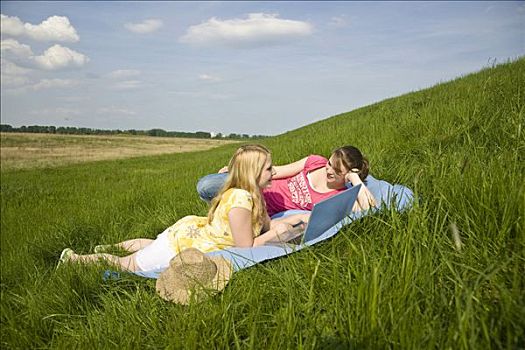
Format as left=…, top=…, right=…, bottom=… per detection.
left=1, top=1, right=523, bottom=136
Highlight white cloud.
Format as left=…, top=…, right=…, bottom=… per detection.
left=0, top=38, right=34, bottom=57
left=198, top=73, right=221, bottom=82
left=112, top=80, right=141, bottom=90
left=124, top=19, right=163, bottom=34
left=329, top=16, right=349, bottom=28
left=107, top=69, right=141, bottom=79
left=180, top=13, right=313, bottom=47
left=31, top=78, right=80, bottom=90
left=1, top=39, right=88, bottom=70
left=2, top=74, right=81, bottom=94
left=29, top=107, right=81, bottom=116
left=1, top=58, right=32, bottom=75
left=0, top=14, right=79, bottom=42
left=97, top=106, right=137, bottom=115
left=0, top=14, right=25, bottom=36
left=0, top=59, right=32, bottom=87
left=1, top=75, right=30, bottom=87
left=33, top=44, right=89, bottom=70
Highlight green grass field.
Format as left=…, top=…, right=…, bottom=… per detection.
left=1, top=58, right=523, bottom=349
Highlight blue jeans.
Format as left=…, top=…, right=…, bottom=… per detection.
left=197, top=172, right=357, bottom=203
left=196, top=173, right=228, bottom=202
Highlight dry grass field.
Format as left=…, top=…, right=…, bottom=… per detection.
left=0, top=132, right=239, bottom=170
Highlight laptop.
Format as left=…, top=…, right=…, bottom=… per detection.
left=300, top=184, right=361, bottom=243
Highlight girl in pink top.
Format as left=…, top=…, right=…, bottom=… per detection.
left=264, top=155, right=348, bottom=216
left=198, top=146, right=377, bottom=216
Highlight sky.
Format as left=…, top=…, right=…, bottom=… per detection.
left=1, top=1, right=523, bottom=136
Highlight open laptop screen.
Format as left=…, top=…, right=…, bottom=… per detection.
left=302, top=184, right=361, bottom=243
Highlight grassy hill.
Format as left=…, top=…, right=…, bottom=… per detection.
left=1, top=58, right=523, bottom=349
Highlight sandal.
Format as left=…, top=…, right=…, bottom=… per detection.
left=57, top=248, right=75, bottom=268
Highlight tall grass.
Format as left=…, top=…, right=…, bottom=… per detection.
left=1, top=58, right=524, bottom=349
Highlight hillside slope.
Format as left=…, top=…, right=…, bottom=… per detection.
left=1, top=58, right=523, bottom=349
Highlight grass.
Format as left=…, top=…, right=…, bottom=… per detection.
left=1, top=58, right=524, bottom=349
left=0, top=132, right=238, bottom=170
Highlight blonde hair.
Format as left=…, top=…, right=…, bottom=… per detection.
left=207, top=144, right=270, bottom=230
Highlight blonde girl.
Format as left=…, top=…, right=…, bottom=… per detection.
left=59, top=144, right=308, bottom=272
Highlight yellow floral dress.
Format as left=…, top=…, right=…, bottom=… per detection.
left=165, top=188, right=263, bottom=254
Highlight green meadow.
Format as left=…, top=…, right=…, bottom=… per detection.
left=1, top=58, right=523, bottom=349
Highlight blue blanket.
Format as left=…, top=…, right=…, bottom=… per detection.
left=133, top=175, right=414, bottom=279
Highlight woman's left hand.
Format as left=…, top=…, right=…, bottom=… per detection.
left=345, top=172, right=377, bottom=212
left=353, top=186, right=377, bottom=212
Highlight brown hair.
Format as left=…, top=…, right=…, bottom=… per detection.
left=207, top=144, right=270, bottom=229
left=330, top=146, right=370, bottom=181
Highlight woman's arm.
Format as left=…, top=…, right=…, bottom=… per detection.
left=254, top=222, right=305, bottom=246
left=271, top=157, right=308, bottom=179
left=228, top=209, right=308, bottom=247
left=218, top=157, right=308, bottom=178
left=345, top=172, right=377, bottom=211
left=269, top=213, right=310, bottom=228
left=256, top=213, right=310, bottom=245
left=228, top=208, right=257, bottom=247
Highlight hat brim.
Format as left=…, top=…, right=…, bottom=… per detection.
left=207, top=255, right=233, bottom=291
left=156, top=255, right=233, bottom=305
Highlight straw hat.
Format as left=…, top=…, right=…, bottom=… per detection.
left=156, top=248, right=232, bottom=305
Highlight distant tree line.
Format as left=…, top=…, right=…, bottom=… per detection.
left=0, top=124, right=268, bottom=140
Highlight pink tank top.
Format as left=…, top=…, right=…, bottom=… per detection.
left=263, top=155, right=347, bottom=216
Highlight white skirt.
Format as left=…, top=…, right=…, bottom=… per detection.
left=135, top=231, right=176, bottom=272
